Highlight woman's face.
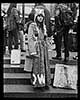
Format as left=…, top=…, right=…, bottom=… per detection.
left=37, top=15, right=44, bottom=22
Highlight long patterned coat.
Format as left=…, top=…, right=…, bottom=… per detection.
left=27, top=22, right=51, bottom=88
left=24, top=22, right=38, bottom=72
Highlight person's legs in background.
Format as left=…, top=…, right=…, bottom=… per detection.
left=12, top=29, right=18, bottom=50
left=8, top=31, right=13, bottom=54
left=53, top=34, right=57, bottom=50
left=3, top=29, right=7, bottom=54
left=63, top=26, right=69, bottom=62
left=52, top=32, right=62, bottom=60
left=56, top=32, right=62, bottom=58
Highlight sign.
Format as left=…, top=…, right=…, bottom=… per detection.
left=11, top=49, right=21, bottom=64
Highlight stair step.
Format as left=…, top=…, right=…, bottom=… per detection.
left=4, top=85, right=77, bottom=98
left=4, top=67, right=55, bottom=74
left=4, top=78, right=54, bottom=85
left=3, top=60, right=25, bottom=64
left=3, top=51, right=78, bottom=98
left=4, top=73, right=31, bottom=79
left=3, top=64, right=55, bottom=68
left=3, top=59, right=77, bottom=65
left=4, top=73, right=53, bottom=79
left=4, top=85, right=77, bottom=93
left=3, top=51, right=78, bottom=65
left=4, top=92, right=77, bottom=98
left=4, top=78, right=31, bottom=85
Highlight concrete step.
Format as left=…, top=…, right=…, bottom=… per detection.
left=4, top=73, right=54, bottom=79
left=4, top=67, right=55, bottom=73
left=3, top=64, right=55, bottom=68
left=3, top=55, right=77, bottom=65
left=3, top=51, right=78, bottom=98
left=4, top=85, right=77, bottom=98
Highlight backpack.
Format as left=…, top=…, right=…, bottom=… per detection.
left=62, top=10, right=74, bottom=26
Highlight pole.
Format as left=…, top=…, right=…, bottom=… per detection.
left=22, top=3, right=25, bottom=32
left=22, top=3, right=26, bottom=50
left=22, top=3, right=24, bottom=21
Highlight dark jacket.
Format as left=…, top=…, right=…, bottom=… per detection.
left=54, top=10, right=63, bottom=33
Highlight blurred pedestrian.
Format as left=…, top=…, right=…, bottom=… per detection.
left=7, top=3, right=20, bottom=54
left=3, top=16, right=8, bottom=54
left=52, top=4, right=74, bottom=62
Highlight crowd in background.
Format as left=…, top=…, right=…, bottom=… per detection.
left=2, top=3, right=79, bottom=59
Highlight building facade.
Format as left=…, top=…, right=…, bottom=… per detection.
left=1, top=3, right=56, bottom=17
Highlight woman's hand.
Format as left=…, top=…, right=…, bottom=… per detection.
left=44, top=35, right=47, bottom=40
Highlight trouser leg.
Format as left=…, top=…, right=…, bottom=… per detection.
left=8, top=31, right=13, bottom=53
left=3, top=30, right=6, bottom=53
left=56, top=32, right=62, bottom=57
left=63, top=27, right=69, bottom=58
left=53, top=35, right=57, bottom=50
left=12, top=29, right=18, bottom=49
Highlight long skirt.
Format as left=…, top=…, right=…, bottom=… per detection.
left=31, top=40, right=51, bottom=88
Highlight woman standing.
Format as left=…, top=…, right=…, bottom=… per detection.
left=28, top=9, right=51, bottom=89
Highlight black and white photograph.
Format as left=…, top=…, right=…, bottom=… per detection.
left=1, top=3, right=79, bottom=98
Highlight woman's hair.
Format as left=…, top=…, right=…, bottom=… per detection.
left=35, top=14, right=45, bottom=32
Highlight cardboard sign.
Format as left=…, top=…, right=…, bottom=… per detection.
left=53, top=64, right=77, bottom=90
left=11, top=49, right=21, bottom=64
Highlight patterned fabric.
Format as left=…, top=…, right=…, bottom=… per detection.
left=53, top=64, right=77, bottom=90
left=28, top=23, right=51, bottom=88
left=27, top=22, right=38, bottom=55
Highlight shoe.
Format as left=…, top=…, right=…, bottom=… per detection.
left=52, top=56, right=62, bottom=60
left=64, top=57, right=69, bottom=62
left=44, top=85, right=49, bottom=90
